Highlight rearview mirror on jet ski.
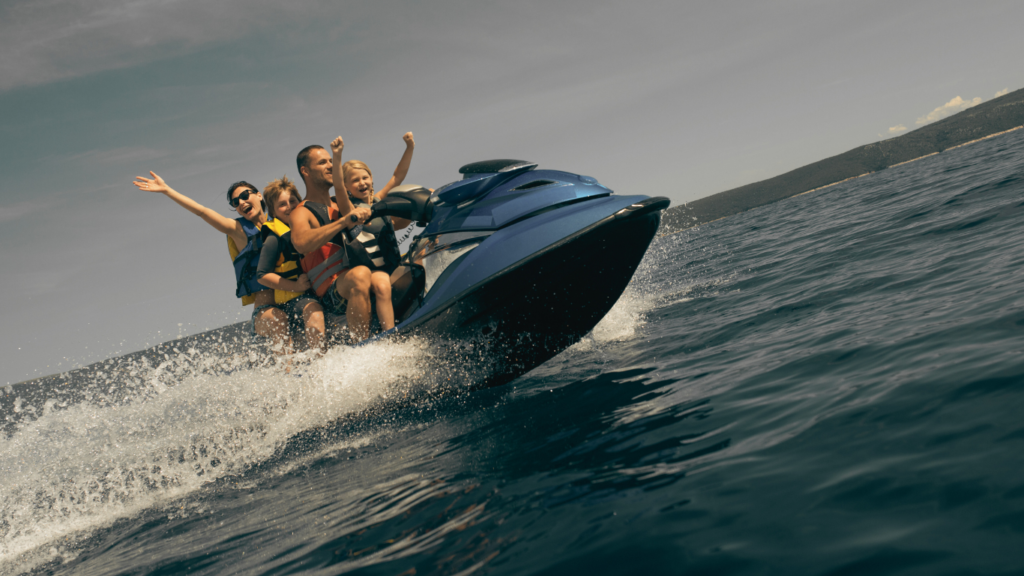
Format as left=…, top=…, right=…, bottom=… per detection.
left=350, top=185, right=435, bottom=225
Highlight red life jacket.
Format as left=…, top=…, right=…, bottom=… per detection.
left=299, top=201, right=351, bottom=297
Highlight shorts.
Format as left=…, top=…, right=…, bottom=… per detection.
left=250, top=296, right=321, bottom=335
left=319, top=283, right=348, bottom=316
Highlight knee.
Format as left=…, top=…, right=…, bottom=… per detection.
left=371, top=276, right=391, bottom=298
left=255, top=307, right=287, bottom=334
left=348, top=267, right=372, bottom=294
left=304, top=301, right=323, bottom=317
left=258, top=307, right=287, bottom=324
left=304, top=303, right=325, bottom=326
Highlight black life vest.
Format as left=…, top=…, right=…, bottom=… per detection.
left=346, top=197, right=402, bottom=274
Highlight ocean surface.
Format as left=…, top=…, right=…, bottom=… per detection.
left=3, top=128, right=1024, bottom=575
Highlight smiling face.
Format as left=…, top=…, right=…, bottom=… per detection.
left=230, top=185, right=263, bottom=221
left=302, top=148, right=333, bottom=190
left=272, top=191, right=301, bottom=226
left=345, top=168, right=374, bottom=203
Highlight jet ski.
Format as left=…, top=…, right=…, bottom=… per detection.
left=360, top=159, right=670, bottom=387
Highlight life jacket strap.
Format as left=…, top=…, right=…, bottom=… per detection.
left=308, top=245, right=349, bottom=295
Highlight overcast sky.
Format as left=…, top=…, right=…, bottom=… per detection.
left=2, top=0, right=1022, bottom=383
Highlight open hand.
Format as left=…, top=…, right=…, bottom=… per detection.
left=330, top=136, right=344, bottom=155
left=133, top=171, right=170, bottom=194
left=403, top=132, right=414, bottom=148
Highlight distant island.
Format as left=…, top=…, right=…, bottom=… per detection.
left=661, top=87, right=1024, bottom=234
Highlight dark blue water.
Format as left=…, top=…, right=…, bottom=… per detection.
left=3, top=128, right=1024, bottom=575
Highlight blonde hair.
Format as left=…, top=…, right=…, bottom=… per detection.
left=341, top=159, right=376, bottom=199
left=341, top=159, right=373, bottom=182
left=263, top=175, right=300, bottom=219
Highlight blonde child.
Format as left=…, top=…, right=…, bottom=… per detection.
left=329, top=133, right=415, bottom=332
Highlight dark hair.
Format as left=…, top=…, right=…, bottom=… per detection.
left=225, top=181, right=265, bottom=212
left=225, top=181, right=258, bottom=204
left=296, top=145, right=325, bottom=180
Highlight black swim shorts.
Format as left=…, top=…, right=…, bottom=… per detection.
left=319, top=283, right=348, bottom=316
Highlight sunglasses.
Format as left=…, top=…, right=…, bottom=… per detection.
left=229, top=189, right=257, bottom=208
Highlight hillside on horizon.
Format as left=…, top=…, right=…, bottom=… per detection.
left=662, top=87, right=1024, bottom=233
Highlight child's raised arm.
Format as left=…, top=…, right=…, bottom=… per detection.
left=375, top=132, right=415, bottom=201
left=133, top=171, right=247, bottom=246
left=330, top=136, right=356, bottom=216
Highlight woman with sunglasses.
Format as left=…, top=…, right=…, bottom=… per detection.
left=132, top=171, right=291, bottom=348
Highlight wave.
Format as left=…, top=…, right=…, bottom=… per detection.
left=0, top=334, right=436, bottom=572
left=0, top=284, right=659, bottom=574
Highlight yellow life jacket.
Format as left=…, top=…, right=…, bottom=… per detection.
left=261, top=218, right=305, bottom=304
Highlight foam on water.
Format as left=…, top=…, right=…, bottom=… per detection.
left=0, top=337, right=433, bottom=573
left=1, top=287, right=660, bottom=573
left=585, top=289, right=649, bottom=345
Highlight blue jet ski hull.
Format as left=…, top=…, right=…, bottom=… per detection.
left=369, top=160, right=670, bottom=386
left=398, top=196, right=667, bottom=387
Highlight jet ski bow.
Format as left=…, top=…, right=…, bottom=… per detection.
left=367, top=159, right=670, bottom=386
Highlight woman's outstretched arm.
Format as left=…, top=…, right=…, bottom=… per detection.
left=133, top=171, right=246, bottom=246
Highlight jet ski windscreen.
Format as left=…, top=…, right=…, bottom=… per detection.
left=405, top=231, right=494, bottom=294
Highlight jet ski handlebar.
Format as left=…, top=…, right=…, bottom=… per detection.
left=348, top=185, right=435, bottom=225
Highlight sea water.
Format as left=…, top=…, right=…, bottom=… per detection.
left=2, top=128, right=1024, bottom=575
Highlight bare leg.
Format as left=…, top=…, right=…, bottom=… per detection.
left=301, top=299, right=325, bottom=351
left=254, top=306, right=292, bottom=353
left=370, top=270, right=395, bottom=331
left=334, top=266, right=372, bottom=341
